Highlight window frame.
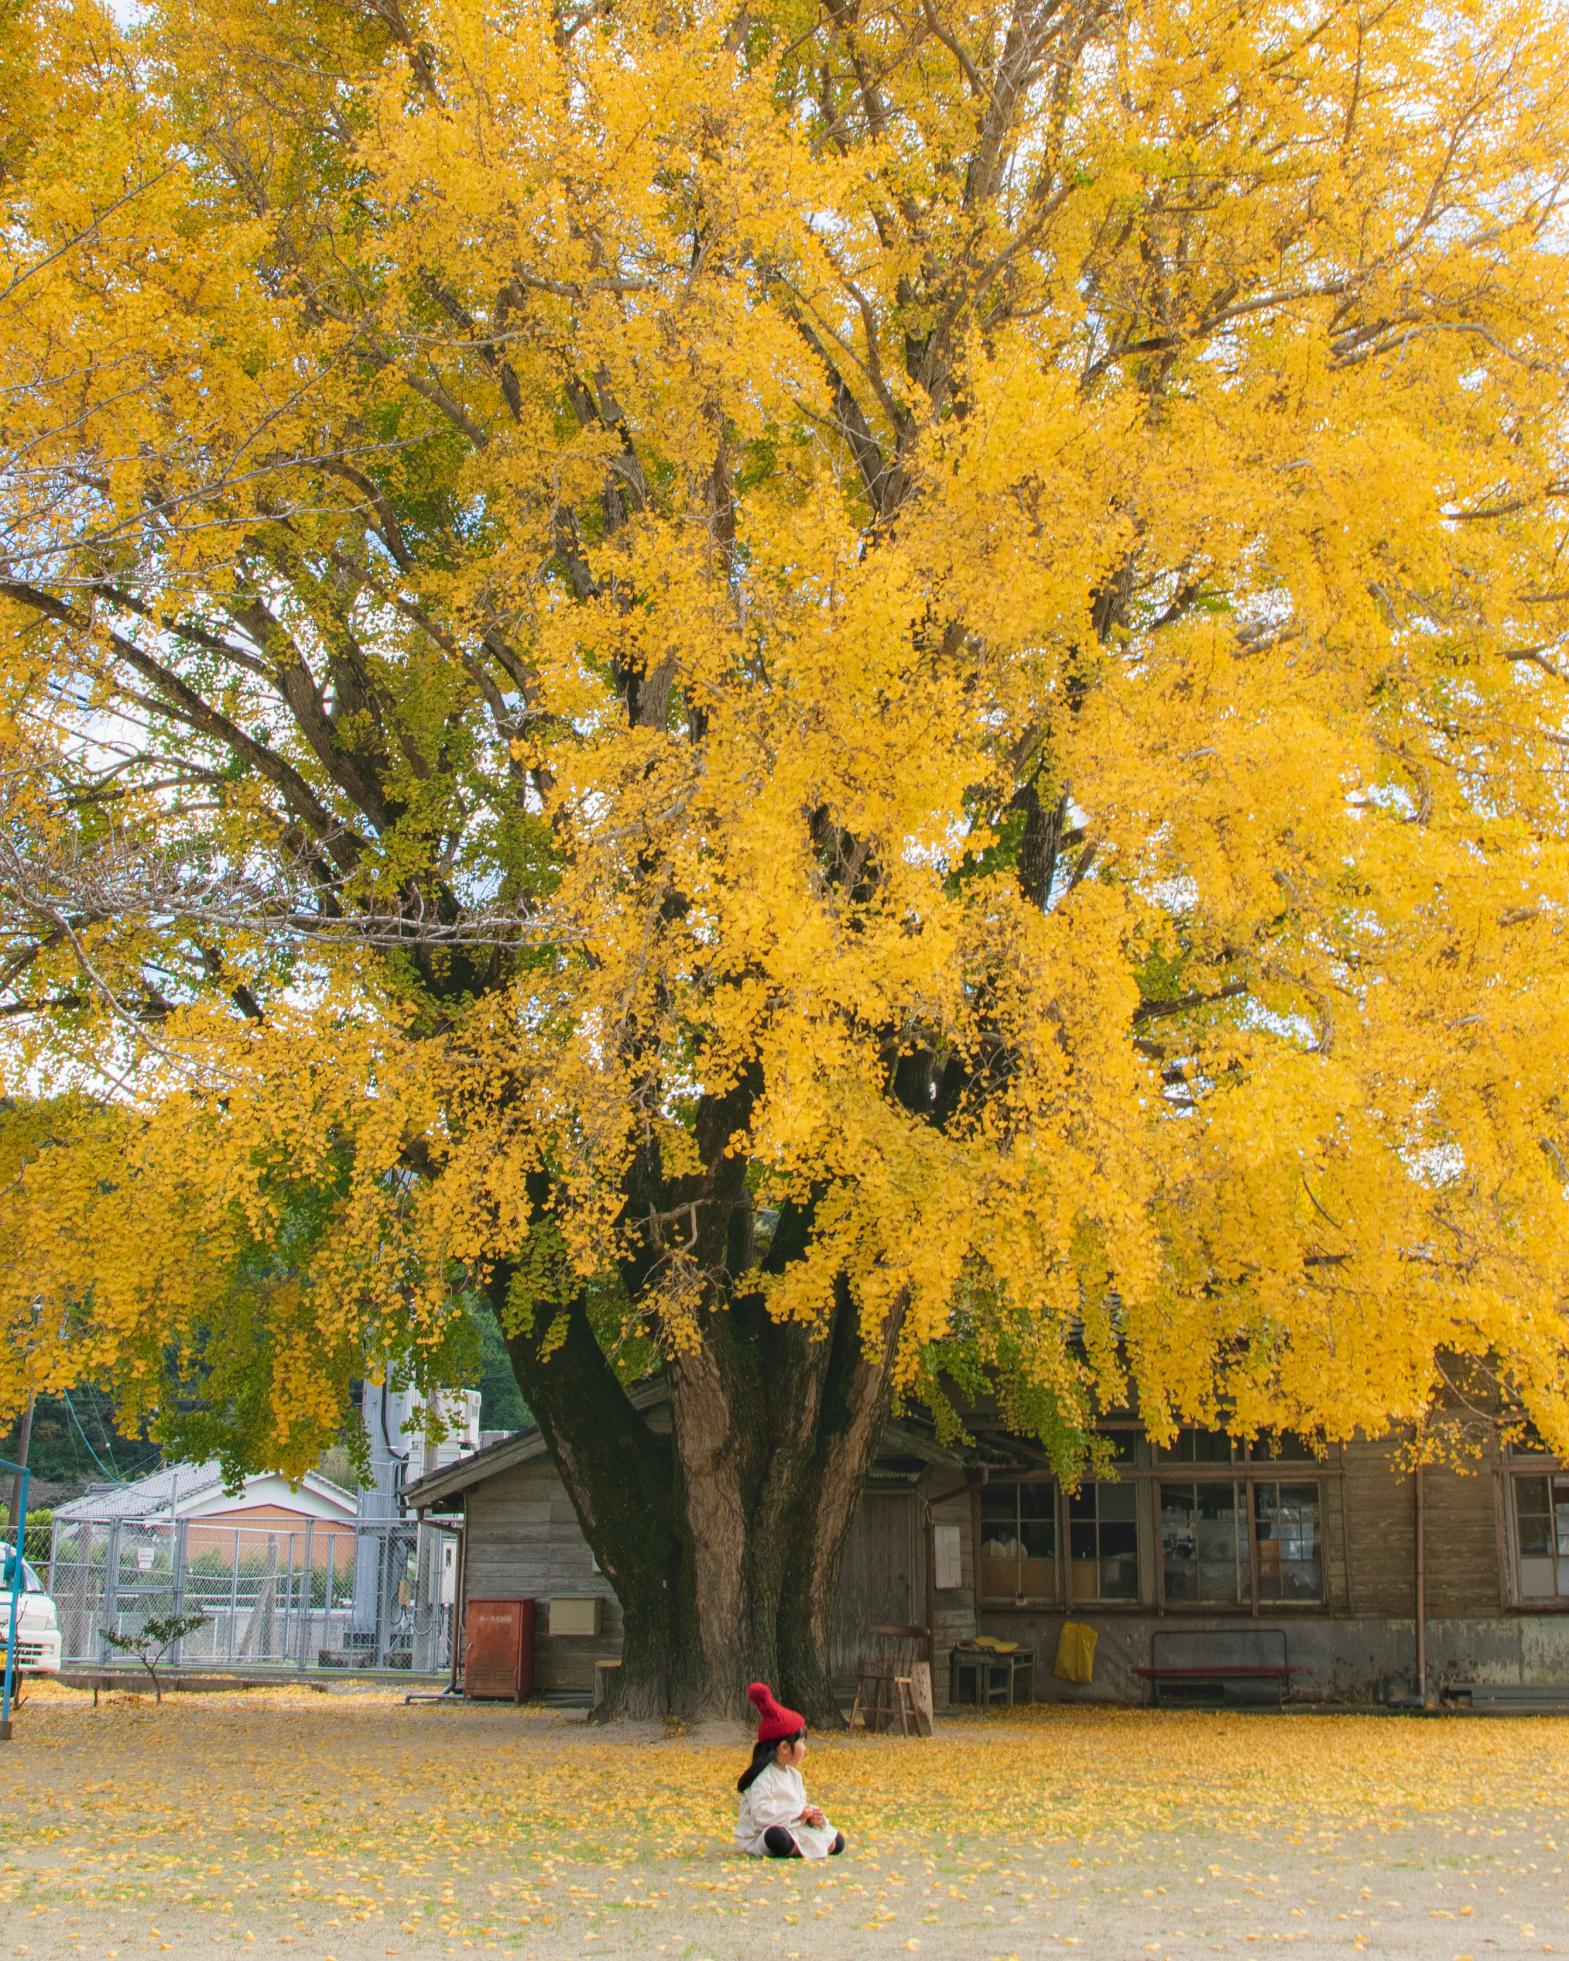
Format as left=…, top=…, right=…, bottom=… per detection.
left=1157, top=1477, right=1251, bottom=1608
left=1504, top=1461, right=1569, bottom=1608
left=973, top=1432, right=1335, bottom=1616
left=976, top=1476, right=1061, bottom=1607
left=1250, top=1477, right=1328, bottom=1607
left=1066, top=1477, right=1142, bottom=1605
left=1155, top=1472, right=1328, bottom=1611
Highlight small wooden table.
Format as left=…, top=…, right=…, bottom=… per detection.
left=950, top=1646, right=1034, bottom=1708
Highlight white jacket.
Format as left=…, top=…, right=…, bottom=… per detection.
left=735, top=1762, right=839, bottom=1859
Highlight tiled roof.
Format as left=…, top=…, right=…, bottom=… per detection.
left=52, top=1462, right=357, bottom=1522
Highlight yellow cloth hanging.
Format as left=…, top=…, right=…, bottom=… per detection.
left=1053, top=1620, right=1098, bottom=1684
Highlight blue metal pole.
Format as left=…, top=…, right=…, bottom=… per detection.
left=2, top=1460, right=29, bottom=1741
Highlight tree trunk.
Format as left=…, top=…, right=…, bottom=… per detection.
left=499, top=1268, right=904, bottom=1724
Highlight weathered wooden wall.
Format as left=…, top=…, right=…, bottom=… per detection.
left=462, top=1457, right=979, bottom=1708
left=825, top=1475, right=980, bottom=1711
left=830, top=1490, right=922, bottom=1683
left=453, top=1430, right=1563, bottom=1708
left=462, top=1458, right=623, bottom=1697
left=928, top=1482, right=978, bottom=1696
left=1339, top=1441, right=1416, bottom=1618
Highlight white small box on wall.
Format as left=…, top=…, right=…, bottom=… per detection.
left=933, top=1523, right=963, bottom=1591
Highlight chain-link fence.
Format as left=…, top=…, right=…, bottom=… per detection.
left=40, top=1515, right=455, bottom=1674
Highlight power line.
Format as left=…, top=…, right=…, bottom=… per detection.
left=87, top=1390, right=125, bottom=1477
left=62, top=1391, right=127, bottom=1486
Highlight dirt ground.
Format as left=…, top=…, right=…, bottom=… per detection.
left=1, top=1682, right=1566, bottom=1960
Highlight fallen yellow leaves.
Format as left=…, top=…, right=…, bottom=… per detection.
left=1, top=1685, right=1567, bottom=1959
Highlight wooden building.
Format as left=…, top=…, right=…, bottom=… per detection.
left=406, top=1398, right=1569, bottom=1706
left=406, top=1384, right=976, bottom=1704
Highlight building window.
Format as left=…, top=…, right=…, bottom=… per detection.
left=1160, top=1480, right=1247, bottom=1604
left=1157, top=1427, right=1317, bottom=1466
left=1157, top=1427, right=1240, bottom=1465
left=1160, top=1479, right=1324, bottom=1606
left=978, top=1482, right=1057, bottom=1602
left=1249, top=1432, right=1316, bottom=1463
left=1512, top=1472, right=1569, bottom=1600
left=1253, top=1481, right=1323, bottom=1602
left=1068, top=1481, right=1139, bottom=1601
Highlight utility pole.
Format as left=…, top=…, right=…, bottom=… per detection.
left=5, top=1396, right=34, bottom=1546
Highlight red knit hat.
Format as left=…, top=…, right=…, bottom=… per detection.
left=748, top=1680, right=805, bottom=1743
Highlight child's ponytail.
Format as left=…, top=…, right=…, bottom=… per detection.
left=738, top=1729, right=805, bottom=1793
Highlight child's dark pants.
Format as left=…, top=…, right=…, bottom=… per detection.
left=762, top=1827, right=846, bottom=1858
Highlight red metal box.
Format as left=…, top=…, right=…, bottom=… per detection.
left=463, top=1596, right=536, bottom=1701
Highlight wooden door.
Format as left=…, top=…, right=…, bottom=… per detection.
left=831, top=1491, right=923, bottom=1683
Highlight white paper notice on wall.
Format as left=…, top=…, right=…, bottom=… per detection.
left=933, top=1522, right=962, bottom=1591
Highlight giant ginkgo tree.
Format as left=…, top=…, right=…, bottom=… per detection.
left=3, top=0, right=1569, bottom=1718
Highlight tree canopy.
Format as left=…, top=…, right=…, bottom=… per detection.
left=3, top=0, right=1569, bottom=1709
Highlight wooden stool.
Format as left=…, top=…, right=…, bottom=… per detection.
left=850, top=1629, right=931, bottom=1735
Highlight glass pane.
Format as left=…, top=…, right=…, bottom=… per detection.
left=1100, top=1480, right=1137, bottom=1522
left=1100, top=1555, right=1139, bottom=1600
left=1162, top=1564, right=1196, bottom=1599
left=1158, top=1428, right=1235, bottom=1463
left=1099, top=1521, right=1138, bottom=1558
left=1067, top=1486, right=1097, bottom=1521
left=1280, top=1556, right=1321, bottom=1601
left=1018, top=1484, right=1057, bottom=1522
left=1020, top=1518, right=1054, bottom=1559
left=1559, top=1562, right=1569, bottom=1601
left=979, top=1491, right=1022, bottom=1557
left=1519, top=1515, right=1552, bottom=1557
left=1100, top=1432, right=1138, bottom=1464
left=1256, top=1483, right=1319, bottom=1598
left=1069, top=1520, right=1098, bottom=1560
left=1253, top=1431, right=1313, bottom=1461
left=1196, top=1525, right=1237, bottom=1565
left=1519, top=1556, right=1556, bottom=1597
left=1197, top=1483, right=1238, bottom=1522
left=1161, top=1483, right=1196, bottom=1602
left=1515, top=1476, right=1550, bottom=1516
left=1016, top=1556, right=1055, bottom=1598
left=1198, top=1560, right=1240, bottom=1603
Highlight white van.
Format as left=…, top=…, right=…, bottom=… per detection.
left=1, top=1547, right=63, bottom=1679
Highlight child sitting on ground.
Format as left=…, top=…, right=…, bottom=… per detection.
left=735, top=1682, right=846, bottom=1860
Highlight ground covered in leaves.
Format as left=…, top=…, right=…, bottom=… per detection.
left=1, top=1684, right=1565, bottom=1958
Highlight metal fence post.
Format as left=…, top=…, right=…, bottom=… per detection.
left=227, top=1528, right=241, bottom=1663
left=100, top=1520, right=122, bottom=1661
left=1, top=1459, right=29, bottom=1740
left=297, top=1523, right=315, bottom=1672
left=376, top=1525, right=390, bottom=1669
left=169, top=1520, right=189, bottom=1666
